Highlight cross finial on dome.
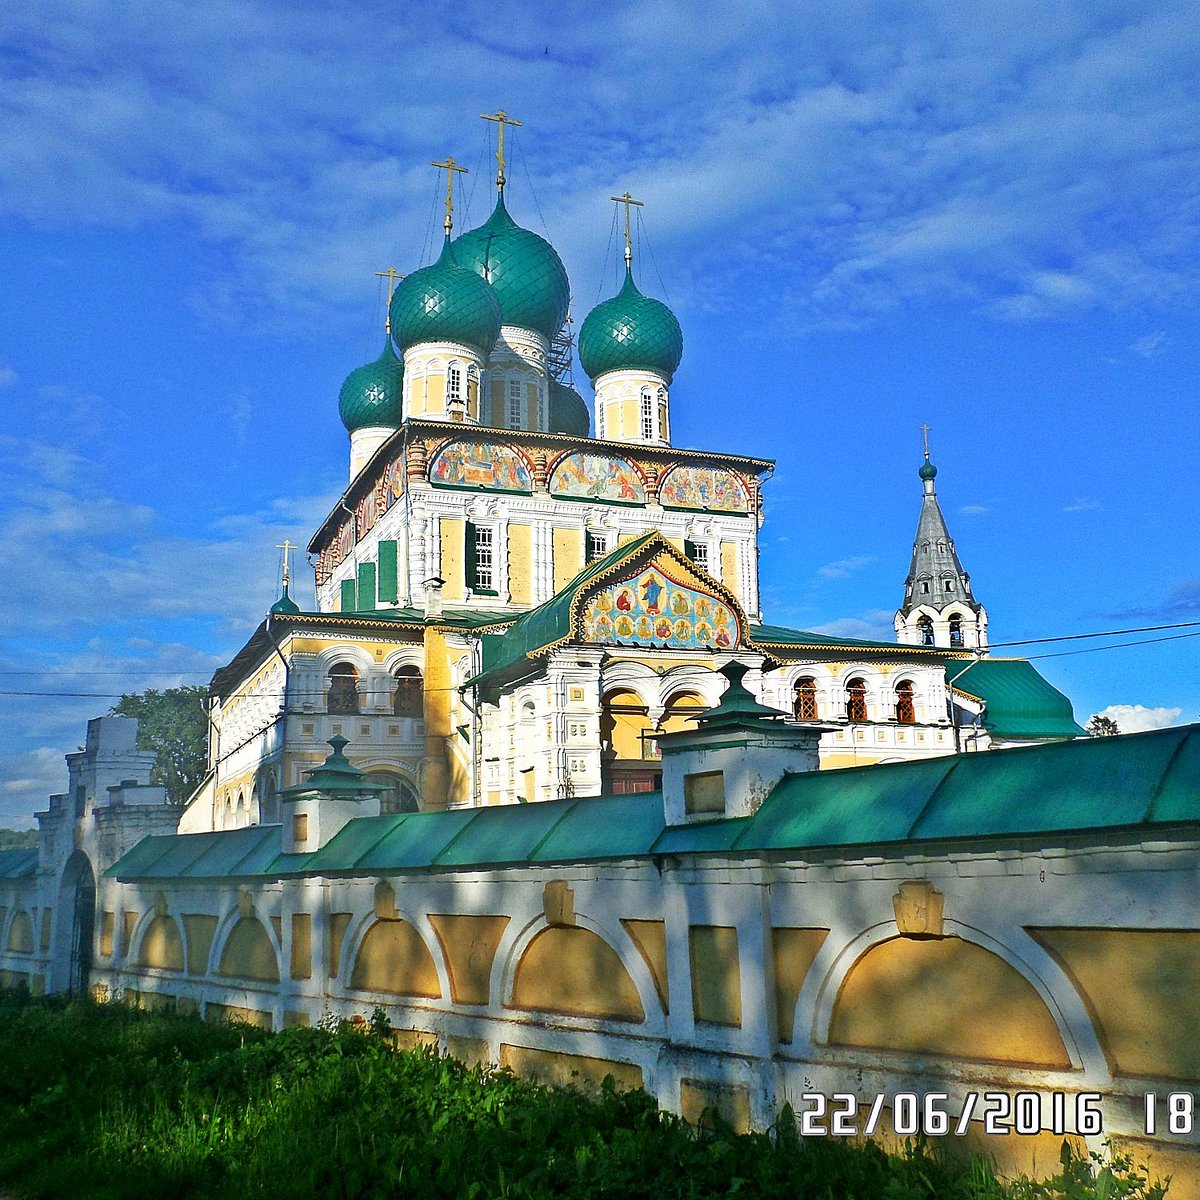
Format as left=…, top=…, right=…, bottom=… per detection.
left=920, top=423, right=932, bottom=461
left=276, top=539, right=296, bottom=589
left=610, top=191, right=644, bottom=267
left=481, top=110, right=523, bottom=192
left=432, top=156, right=468, bottom=235
left=374, top=266, right=404, bottom=333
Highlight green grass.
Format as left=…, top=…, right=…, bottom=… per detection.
left=0, top=990, right=1170, bottom=1199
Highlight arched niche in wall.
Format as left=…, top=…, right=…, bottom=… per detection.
left=510, top=926, right=646, bottom=1023
left=350, top=918, right=441, bottom=997
left=6, top=911, right=33, bottom=954
left=137, top=914, right=184, bottom=972
left=217, top=916, right=280, bottom=983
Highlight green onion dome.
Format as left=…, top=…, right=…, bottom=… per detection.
left=578, top=266, right=683, bottom=385
left=548, top=380, right=590, bottom=437
left=338, top=340, right=405, bottom=432
left=270, top=582, right=301, bottom=616
left=389, top=235, right=502, bottom=357
left=919, top=459, right=938, bottom=482
left=452, top=194, right=570, bottom=340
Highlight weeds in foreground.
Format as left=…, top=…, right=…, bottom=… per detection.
left=0, top=990, right=1172, bottom=1199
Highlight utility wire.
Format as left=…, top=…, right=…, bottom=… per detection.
left=990, top=619, right=1200, bottom=649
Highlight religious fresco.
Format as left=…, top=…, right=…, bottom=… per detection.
left=381, top=455, right=405, bottom=504
left=580, top=566, right=740, bottom=650
left=550, top=452, right=645, bottom=504
left=658, top=465, right=748, bottom=513
left=429, top=441, right=531, bottom=492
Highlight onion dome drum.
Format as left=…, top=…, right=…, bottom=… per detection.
left=388, top=236, right=502, bottom=357
left=337, top=340, right=405, bottom=432
left=452, top=195, right=570, bottom=340
left=578, top=267, right=683, bottom=384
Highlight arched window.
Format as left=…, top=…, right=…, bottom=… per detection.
left=447, top=364, right=463, bottom=411
left=846, top=678, right=868, bottom=723
left=640, top=390, right=654, bottom=440
left=918, top=615, right=935, bottom=646
left=793, top=677, right=818, bottom=721
left=260, top=774, right=279, bottom=825
left=393, top=665, right=423, bottom=717
left=327, top=663, right=360, bottom=714
left=660, top=690, right=705, bottom=735
left=895, top=680, right=915, bottom=725
left=949, top=614, right=964, bottom=647
left=366, top=772, right=420, bottom=815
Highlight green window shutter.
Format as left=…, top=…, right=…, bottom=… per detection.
left=357, top=561, right=377, bottom=610
left=339, top=578, right=357, bottom=612
left=377, top=540, right=399, bottom=603
left=465, top=521, right=478, bottom=590
left=684, top=539, right=698, bottom=561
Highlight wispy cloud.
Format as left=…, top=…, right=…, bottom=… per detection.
left=1129, top=331, right=1168, bottom=358
left=0, top=362, right=16, bottom=388
left=817, top=555, right=876, bottom=581
left=810, top=609, right=896, bottom=642
left=959, top=504, right=988, bottom=516
left=1063, top=498, right=1101, bottom=513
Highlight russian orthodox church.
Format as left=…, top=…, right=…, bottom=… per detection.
left=181, top=130, right=1081, bottom=834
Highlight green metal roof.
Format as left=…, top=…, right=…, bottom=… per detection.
left=452, top=194, right=571, bottom=340
left=338, top=339, right=404, bottom=432
left=578, top=266, right=683, bottom=384
left=389, top=235, right=502, bottom=356
left=108, top=724, right=1200, bottom=882
left=948, top=658, right=1084, bottom=739
left=0, top=848, right=37, bottom=880
left=750, top=623, right=942, bottom=654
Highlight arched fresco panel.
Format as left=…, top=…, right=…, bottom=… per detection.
left=829, top=936, right=1070, bottom=1067
left=658, top=465, right=748, bottom=513
left=429, top=441, right=531, bottom=493
left=510, top=927, right=645, bottom=1022
left=550, top=452, right=644, bottom=504
left=582, top=567, right=740, bottom=650
left=350, top=919, right=441, bottom=997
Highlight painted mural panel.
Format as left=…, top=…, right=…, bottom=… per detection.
left=659, top=465, right=748, bottom=513
left=430, top=441, right=531, bottom=492
left=581, top=567, right=739, bottom=650
left=550, top=452, right=645, bottom=504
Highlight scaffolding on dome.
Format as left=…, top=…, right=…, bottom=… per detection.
left=548, top=314, right=575, bottom=385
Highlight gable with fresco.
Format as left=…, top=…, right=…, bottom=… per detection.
left=580, top=561, right=741, bottom=651
left=550, top=452, right=645, bottom=504
left=429, top=441, right=532, bottom=493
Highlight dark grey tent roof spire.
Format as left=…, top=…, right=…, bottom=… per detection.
left=899, top=446, right=977, bottom=616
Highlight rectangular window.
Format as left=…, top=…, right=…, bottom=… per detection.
left=447, top=365, right=462, bottom=409
left=508, top=380, right=522, bottom=429
left=641, top=394, right=654, bottom=440
left=585, top=531, right=609, bottom=562
left=467, top=522, right=494, bottom=593
left=684, top=539, right=709, bottom=572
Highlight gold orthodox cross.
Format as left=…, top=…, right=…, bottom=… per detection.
left=610, top=191, right=644, bottom=265
left=276, top=539, right=296, bottom=588
left=431, top=156, right=469, bottom=235
left=481, top=110, right=523, bottom=190
left=374, top=266, right=403, bottom=333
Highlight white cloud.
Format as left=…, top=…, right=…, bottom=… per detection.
left=1063, top=498, right=1101, bottom=513
left=0, top=362, right=16, bottom=388
left=959, top=504, right=988, bottom=516
left=817, top=555, right=876, bottom=581
left=1097, top=704, right=1184, bottom=734
left=1130, top=330, right=1168, bottom=358
left=810, top=609, right=896, bottom=642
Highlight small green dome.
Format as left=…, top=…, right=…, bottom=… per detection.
left=270, top=583, right=300, bottom=616
left=389, top=236, right=502, bottom=357
left=548, top=380, right=589, bottom=437
left=919, top=459, right=938, bottom=482
left=338, top=340, right=404, bottom=432
left=452, top=194, right=570, bottom=340
left=578, top=267, right=683, bottom=384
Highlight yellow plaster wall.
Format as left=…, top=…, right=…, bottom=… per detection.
left=290, top=913, right=312, bottom=979
left=500, top=1044, right=644, bottom=1094
left=6, top=911, right=32, bottom=954
left=137, top=915, right=184, bottom=972
left=510, top=927, right=645, bottom=1022
left=1030, top=927, right=1200, bottom=1079
left=772, top=927, right=830, bottom=1043
left=421, top=626, right=454, bottom=810
left=428, top=913, right=510, bottom=1005
left=689, top=925, right=742, bottom=1027
left=182, top=915, right=217, bottom=975
left=217, top=917, right=280, bottom=983
left=329, top=912, right=353, bottom=979
left=829, top=935, right=1070, bottom=1067
left=553, top=526, right=584, bottom=592
left=445, top=1034, right=491, bottom=1067
left=1111, top=1139, right=1200, bottom=1200
left=350, top=918, right=441, bottom=997
left=680, top=1079, right=751, bottom=1134
left=621, top=919, right=670, bottom=1012
left=508, top=523, right=533, bottom=605
left=439, top=517, right=465, bottom=602
left=99, top=911, right=115, bottom=957
left=121, top=911, right=138, bottom=956
left=205, top=1002, right=272, bottom=1029
left=720, top=542, right=738, bottom=593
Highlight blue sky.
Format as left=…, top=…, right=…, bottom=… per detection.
left=2, top=0, right=1198, bottom=824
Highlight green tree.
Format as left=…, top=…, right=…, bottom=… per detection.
left=109, top=686, right=210, bottom=804
left=1086, top=713, right=1120, bottom=737
left=0, top=828, right=38, bottom=850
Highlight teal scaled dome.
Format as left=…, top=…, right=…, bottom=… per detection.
left=548, top=380, right=590, bottom=437
left=578, top=267, right=683, bottom=385
left=389, top=236, right=502, bottom=357
left=919, top=459, right=938, bottom=482
left=338, top=340, right=404, bottom=432
left=452, top=194, right=570, bottom=340
left=270, top=583, right=300, bottom=616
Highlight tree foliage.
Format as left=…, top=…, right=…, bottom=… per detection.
left=109, top=685, right=209, bottom=804
left=0, top=828, right=37, bottom=850
left=1086, top=714, right=1120, bottom=737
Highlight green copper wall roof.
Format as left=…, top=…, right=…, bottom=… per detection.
left=452, top=195, right=570, bottom=340
left=0, top=848, right=37, bottom=880
left=548, top=380, right=590, bottom=437
left=338, top=339, right=405, bottom=431
left=389, top=236, right=502, bottom=356
left=105, top=724, right=1200, bottom=883
left=578, top=267, right=683, bottom=384
left=948, top=658, right=1084, bottom=739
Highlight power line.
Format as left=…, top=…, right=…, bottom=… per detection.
left=990, top=619, right=1200, bottom=650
